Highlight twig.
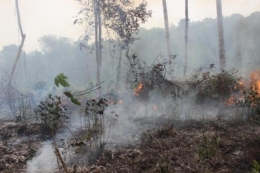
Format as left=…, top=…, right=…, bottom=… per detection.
left=73, top=81, right=104, bottom=96
left=54, top=147, right=70, bottom=173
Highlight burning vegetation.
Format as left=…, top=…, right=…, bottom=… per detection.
left=134, top=83, right=144, bottom=96
left=1, top=0, right=260, bottom=172
left=1, top=58, right=260, bottom=173
left=250, top=70, right=260, bottom=95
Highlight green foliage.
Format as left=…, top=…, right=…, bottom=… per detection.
left=68, top=98, right=110, bottom=164
left=241, top=88, right=260, bottom=110
left=34, top=94, right=67, bottom=135
left=252, top=160, right=260, bottom=173
left=63, top=91, right=73, bottom=98
left=76, top=0, right=151, bottom=45
left=159, top=158, right=170, bottom=173
left=71, top=97, right=81, bottom=106
left=188, top=68, right=243, bottom=104
left=54, top=74, right=81, bottom=106
left=54, top=73, right=70, bottom=88
left=239, top=86, right=260, bottom=125
left=198, top=135, right=219, bottom=161
left=127, top=54, right=183, bottom=100
left=85, top=98, right=108, bottom=151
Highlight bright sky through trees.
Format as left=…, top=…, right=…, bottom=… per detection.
left=0, top=0, right=259, bottom=52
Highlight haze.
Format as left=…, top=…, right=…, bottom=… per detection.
left=0, top=0, right=259, bottom=52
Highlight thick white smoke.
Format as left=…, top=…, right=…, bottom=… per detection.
left=26, top=142, right=57, bottom=173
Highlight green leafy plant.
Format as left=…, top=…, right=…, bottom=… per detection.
left=34, top=94, right=67, bottom=135
left=54, top=73, right=81, bottom=106
left=239, top=86, right=260, bottom=125
left=126, top=54, right=183, bottom=100
left=81, top=98, right=109, bottom=163
left=188, top=68, right=243, bottom=104
left=54, top=73, right=70, bottom=87
left=252, top=160, right=260, bottom=173
left=85, top=98, right=108, bottom=148
left=198, top=135, right=219, bottom=161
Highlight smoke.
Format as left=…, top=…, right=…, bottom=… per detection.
left=25, top=85, right=243, bottom=171
left=26, top=142, right=57, bottom=173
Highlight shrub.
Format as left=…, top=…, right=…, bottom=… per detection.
left=188, top=68, right=243, bottom=104
left=239, top=85, right=260, bottom=124
left=84, top=98, right=108, bottom=150
left=198, top=135, right=219, bottom=161
left=34, top=94, right=67, bottom=135
left=126, top=54, right=184, bottom=100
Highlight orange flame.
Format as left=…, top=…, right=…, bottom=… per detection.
left=134, top=83, right=143, bottom=96
left=224, top=70, right=260, bottom=106
left=225, top=96, right=236, bottom=106
left=250, top=70, right=260, bottom=95
left=118, top=100, right=123, bottom=104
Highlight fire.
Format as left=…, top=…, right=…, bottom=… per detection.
left=134, top=83, right=143, bottom=96
left=153, top=105, right=158, bottom=110
left=223, top=70, right=260, bottom=106
left=118, top=100, right=123, bottom=104
left=234, top=81, right=245, bottom=90
left=225, top=96, right=236, bottom=106
left=250, top=70, right=260, bottom=94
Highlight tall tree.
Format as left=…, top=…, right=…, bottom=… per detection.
left=216, top=0, right=226, bottom=70
left=184, top=0, right=189, bottom=77
left=162, top=0, right=172, bottom=75
left=8, top=0, right=26, bottom=86
left=76, top=0, right=151, bottom=91
left=93, top=0, right=102, bottom=95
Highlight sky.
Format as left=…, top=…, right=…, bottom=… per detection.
left=0, top=0, right=259, bottom=52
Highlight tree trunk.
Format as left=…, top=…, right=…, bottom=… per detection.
left=162, top=0, right=172, bottom=76
left=8, top=0, right=26, bottom=86
left=216, top=0, right=226, bottom=70
left=97, top=0, right=102, bottom=96
left=184, top=0, right=189, bottom=77
left=116, top=44, right=122, bottom=91
left=94, top=0, right=102, bottom=95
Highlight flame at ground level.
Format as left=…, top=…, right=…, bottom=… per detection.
left=134, top=83, right=143, bottom=96
left=250, top=70, right=260, bottom=95
left=225, top=70, right=260, bottom=106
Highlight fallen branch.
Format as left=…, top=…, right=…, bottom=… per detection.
left=54, top=147, right=70, bottom=173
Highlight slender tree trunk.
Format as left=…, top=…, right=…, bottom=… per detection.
left=184, top=0, right=189, bottom=77
left=97, top=0, right=102, bottom=95
left=216, top=0, right=226, bottom=70
left=7, top=0, right=26, bottom=117
left=94, top=0, right=99, bottom=80
left=162, top=0, right=172, bottom=76
left=183, top=0, right=189, bottom=77
left=94, top=0, right=102, bottom=95
left=9, top=0, right=26, bottom=86
left=116, top=44, right=122, bottom=91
